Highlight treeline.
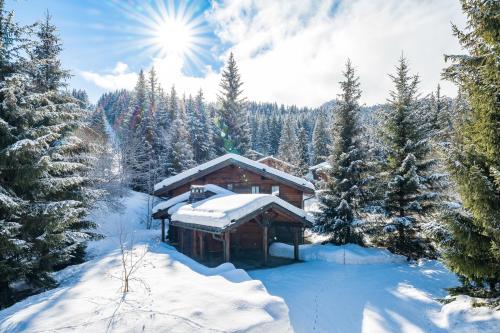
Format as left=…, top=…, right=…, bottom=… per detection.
left=315, top=0, right=499, bottom=298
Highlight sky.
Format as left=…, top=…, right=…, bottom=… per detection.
left=7, top=0, right=467, bottom=107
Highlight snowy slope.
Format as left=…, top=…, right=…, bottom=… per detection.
left=251, top=247, right=500, bottom=333
left=0, top=191, right=291, bottom=333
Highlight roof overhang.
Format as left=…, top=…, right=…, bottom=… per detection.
left=170, top=202, right=312, bottom=234
left=154, top=157, right=315, bottom=197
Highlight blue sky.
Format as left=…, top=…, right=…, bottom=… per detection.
left=7, top=0, right=466, bottom=106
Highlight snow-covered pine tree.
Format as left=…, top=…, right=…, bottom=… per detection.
left=0, top=11, right=96, bottom=307
left=194, top=89, right=215, bottom=162
left=268, top=115, right=282, bottom=156
left=315, top=60, right=367, bottom=245
left=29, top=11, right=70, bottom=93
left=256, top=119, right=271, bottom=156
left=376, top=56, right=439, bottom=259
left=0, top=0, right=33, bottom=308
left=169, top=95, right=195, bottom=174
left=168, top=85, right=178, bottom=124
left=312, top=112, right=330, bottom=165
left=217, top=52, right=250, bottom=155
left=440, top=0, right=499, bottom=295
left=278, top=118, right=298, bottom=166
left=296, top=126, right=309, bottom=177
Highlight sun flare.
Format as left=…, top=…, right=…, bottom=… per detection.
left=154, top=17, right=194, bottom=57
left=110, top=0, right=211, bottom=70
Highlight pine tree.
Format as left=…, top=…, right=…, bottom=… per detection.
left=312, top=113, right=330, bottom=165
left=169, top=98, right=195, bottom=174
left=296, top=126, right=310, bottom=177
left=217, top=52, right=250, bottom=155
left=278, top=118, right=298, bottom=165
left=268, top=115, right=282, bottom=155
left=0, top=11, right=96, bottom=307
left=315, top=60, right=367, bottom=245
left=441, top=0, right=500, bottom=294
left=29, top=11, right=70, bottom=93
left=194, top=90, right=214, bottom=162
left=376, top=56, right=438, bottom=259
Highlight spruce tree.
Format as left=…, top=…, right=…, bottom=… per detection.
left=376, top=56, right=438, bottom=259
left=217, top=52, right=250, bottom=155
left=169, top=98, right=195, bottom=174
left=312, top=113, right=330, bottom=165
left=441, top=0, right=499, bottom=294
left=0, top=11, right=96, bottom=307
left=194, top=90, right=215, bottom=162
left=315, top=60, right=367, bottom=245
left=296, top=126, right=310, bottom=177
left=29, top=11, right=70, bottom=93
left=278, top=118, right=298, bottom=165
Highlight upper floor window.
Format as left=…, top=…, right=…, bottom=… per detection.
left=252, top=186, right=260, bottom=194
left=271, top=185, right=280, bottom=195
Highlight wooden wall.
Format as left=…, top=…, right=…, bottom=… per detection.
left=170, top=165, right=304, bottom=208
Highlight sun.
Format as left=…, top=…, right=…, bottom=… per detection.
left=108, top=0, right=211, bottom=70
left=154, top=16, right=195, bottom=57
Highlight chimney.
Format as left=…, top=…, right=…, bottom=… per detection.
left=189, top=185, right=208, bottom=203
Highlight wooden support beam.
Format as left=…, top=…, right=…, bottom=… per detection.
left=192, top=230, right=197, bottom=257
left=224, top=231, right=231, bottom=262
left=293, top=228, right=299, bottom=261
left=161, top=219, right=165, bottom=242
left=179, top=228, right=184, bottom=253
left=262, top=225, right=268, bottom=266
left=199, top=232, right=205, bottom=261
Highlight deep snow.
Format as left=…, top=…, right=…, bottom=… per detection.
left=251, top=249, right=500, bottom=333
left=0, top=191, right=291, bottom=333
left=1, top=191, right=498, bottom=333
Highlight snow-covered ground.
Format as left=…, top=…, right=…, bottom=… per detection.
left=251, top=247, right=500, bottom=333
left=1, top=191, right=498, bottom=333
left=0, top=191, right=291, bottom=333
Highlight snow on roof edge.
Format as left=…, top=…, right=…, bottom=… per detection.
left=152, top=184, right=233, bottom=215
left=154, top=153, right=315, bottom=192
left=170, top=193, right=313, bottom=230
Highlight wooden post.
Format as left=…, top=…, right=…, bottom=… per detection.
left=293, top=228, right=299, bottom=261
left=192, top=230, right=197, bottom=257
left=161, top=219, right=165, bottom=242
left=179, top=228, right=184, bottom=253
left=199, top=232, right=205, bottom=261
left=262, top=225, right=268, bottom=266
left=224, top=231, right=231, bottom=262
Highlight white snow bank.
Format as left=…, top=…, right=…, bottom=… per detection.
left=269, top=242, right=406, bottom=264
left=170, top=193, right=312, bottom=229
left=0, top=191, right=292, bottom=333
left=154, top=153, right=315, bottom=191
left=152, top=184, right=233, bottom=215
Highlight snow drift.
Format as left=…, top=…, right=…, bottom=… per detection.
left=269, top=242, right=407, bottom=264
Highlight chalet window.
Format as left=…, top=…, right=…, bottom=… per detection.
left=227, top=183, right=234, bottom=190
left=271, top=185, right=280, bottom=195
left=251, top=186, right=260, bottom=194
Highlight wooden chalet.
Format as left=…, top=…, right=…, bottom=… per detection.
left=152, top=153, right=315, bottom=266
left=257, top=155, right=296, bottom=174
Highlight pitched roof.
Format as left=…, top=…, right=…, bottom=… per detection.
left=152, top=184, right=232, bottom=216
left=257, top=155, right=296, bottom=169
left=169, top=193, right=313, bottom=233
left=154, top=153, right=315, bottom=196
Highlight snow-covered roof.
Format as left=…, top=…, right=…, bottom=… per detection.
left=152, top=184, right=233, bottom=215
left=154, top=153, right=315, bottom=193
left=309, top=161, right=331, bottom=171
left=170, top=193, right=313, bottom=231
left=257, top=155, right=296, bottom=168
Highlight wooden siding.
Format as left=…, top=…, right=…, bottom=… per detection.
left=169, top=165, right=304, bottom=208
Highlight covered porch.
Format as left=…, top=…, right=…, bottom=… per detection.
left=156, top=201, right=311, bottom=268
